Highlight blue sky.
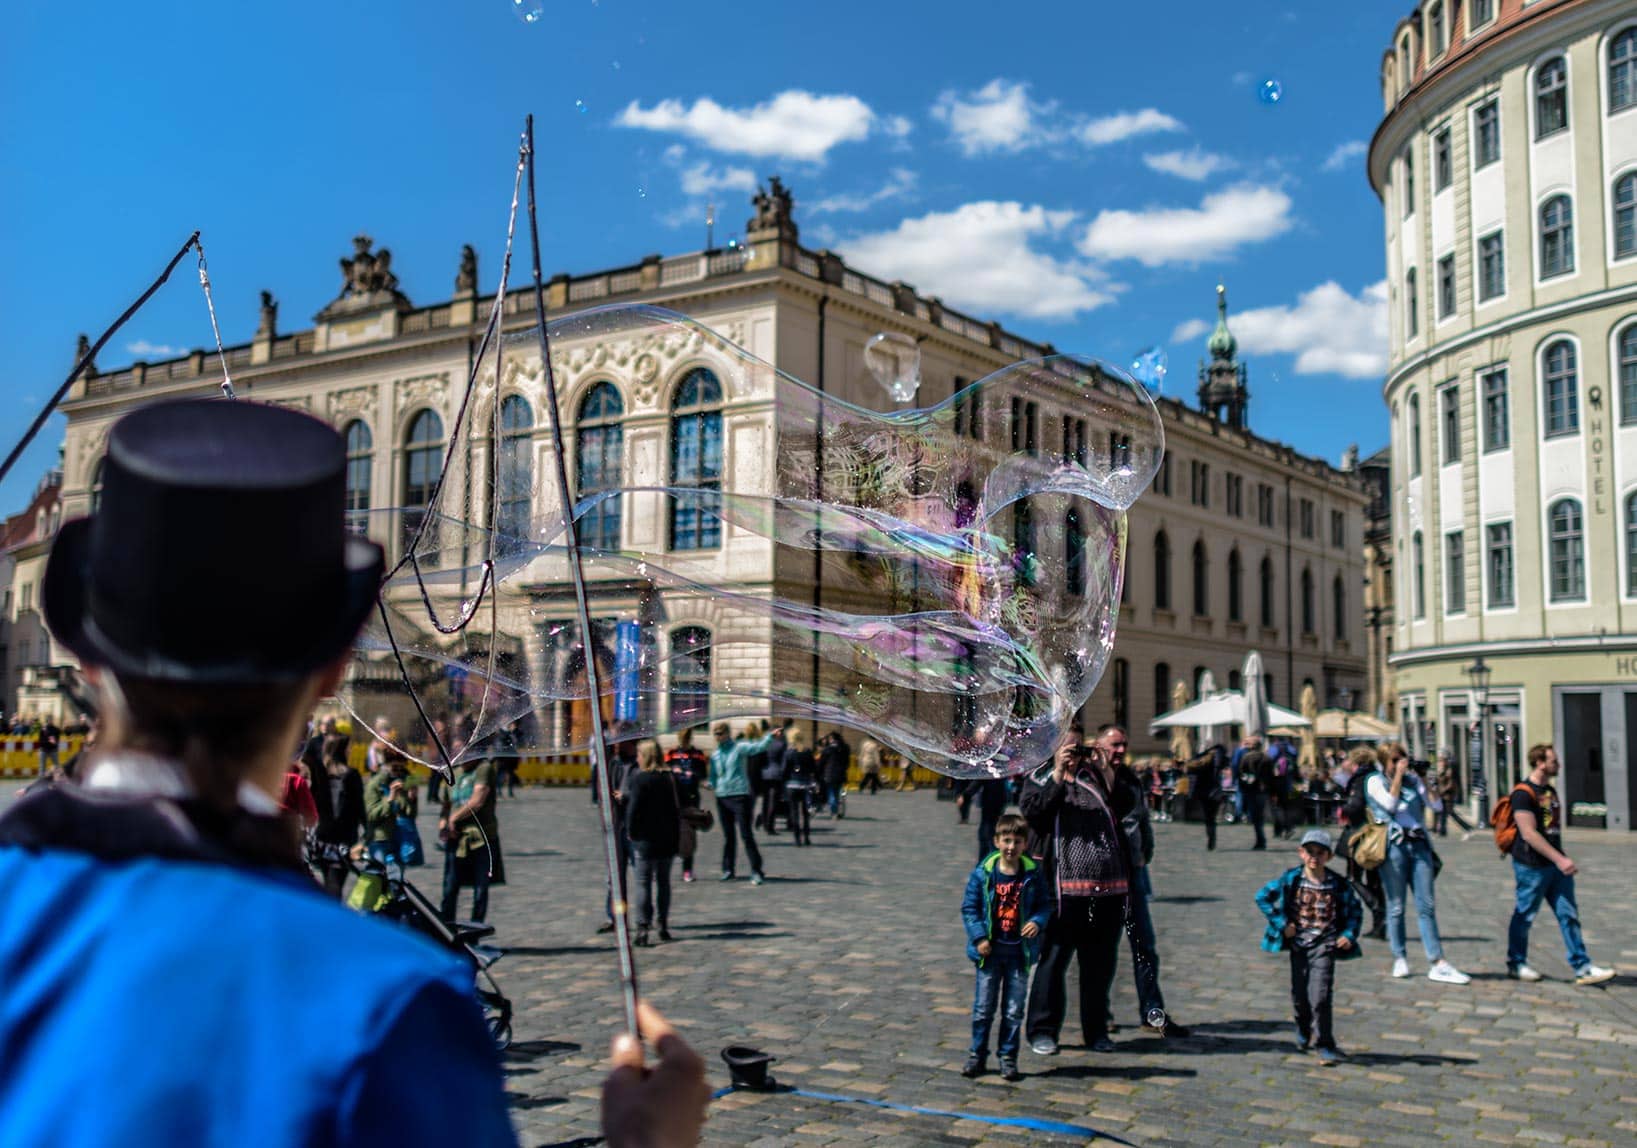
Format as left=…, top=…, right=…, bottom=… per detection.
left=0, top=0, right=1400, bottom=509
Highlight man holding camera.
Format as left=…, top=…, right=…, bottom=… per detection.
left=1021, top=727, right=1131, bottom=1055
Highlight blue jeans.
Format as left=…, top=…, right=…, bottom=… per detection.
left=1508, top=860, right=1590, bottom=973
left=1380, top=834, right=1443, bottom=963
left=970, top=945, right=1028, bottom=1060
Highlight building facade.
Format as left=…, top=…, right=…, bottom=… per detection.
left=36, top=183, right=1365, bottom=761
left=0, top=469, right=70, bottom=724
left=1371, top=0, right=1637, bottom=828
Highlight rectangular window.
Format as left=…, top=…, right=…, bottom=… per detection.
left=1437, top=254, right=1456, bottom=318
left=1478, top=231, right=1505, bottom=301
left=1190, top=460, right=1210, bottom=507
left=1107, top=430, right=1129, bottom=470
left=1428, top=3, right=1445, bottom=56
left=1258, top=484, right=1276, bottom=528
left=952, top=379, right=980, bottom=440
left=1061, top=414, right=1087, bottom=466
left=1445, top=530, right=1465, bottom=613
left=1226, top=473, right=1243, bottom=517
left=1155, top=453, right=1172, bottom=496
left=1471, top=0, right=1493, bottom=30
left=1433, top=127, right=1452, bottom=191
left=1482, top=368, right=1510, bottom=452
left=1405, top=268, right=1419, bottom=338
left=1010, top=398, right=1038, bottom=456
left=1299, top=499, right=1315, bottom=539
left=1440, top=384, right=1461, bottom=464
left=1413, top=534, right=1427, bottom=619
left=1487, top=521, right=1515, bottom=608
left=1331, top=509, right=1346, bottom=549
left=1473, top=100, right=1500, bottom=169
left=1402, top=148, right=1416, bottom=218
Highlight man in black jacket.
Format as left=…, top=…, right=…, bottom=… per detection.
left=1238, top=735, right=1273, bottom=850
left=1101, top=726, right=1189, bottom=1039
left=1021, top=728, right=1129, bottom=1056
left=311, top=733, right=366, bottom=896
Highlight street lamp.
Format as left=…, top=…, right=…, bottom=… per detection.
left=1466, top=656, right=1493, bottom=823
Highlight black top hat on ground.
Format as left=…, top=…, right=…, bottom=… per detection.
left=43, top=399, right=385, bottom=684
left=720, top=1045, right=778, bottom=1091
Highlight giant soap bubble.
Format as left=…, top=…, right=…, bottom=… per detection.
left=344, top=304, right=1163, bottom=777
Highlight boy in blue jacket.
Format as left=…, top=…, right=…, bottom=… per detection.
left=961, top=812, right=1052, bottom=1080
left=1254, top=829, right=1363, bottom=1065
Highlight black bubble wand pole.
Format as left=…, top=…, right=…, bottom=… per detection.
left=521, top=113, right=641, bottom=1038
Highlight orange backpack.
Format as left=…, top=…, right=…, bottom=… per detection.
left=1490, top=783, right=1532, bottom=857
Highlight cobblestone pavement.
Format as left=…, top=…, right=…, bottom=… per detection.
left=454, top=787, right=1637, bottom=1147
left=14, top=781, right=1634, bottom=1146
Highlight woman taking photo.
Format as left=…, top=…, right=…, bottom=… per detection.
left=1367, top=743, right=1469, bottom=984
left=624, top=739, right=681, bottom=946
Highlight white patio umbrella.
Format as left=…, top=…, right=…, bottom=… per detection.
left=1149, top=690, right=1309, bottom=733
left=1242, top=650, right=1269, bottom=739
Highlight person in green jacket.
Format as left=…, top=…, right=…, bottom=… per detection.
left=707, top=721, right=776, bottom=884
left=364, top=749, right=418, bottom=878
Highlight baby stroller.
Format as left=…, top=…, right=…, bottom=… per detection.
left=337, top=849, right=514, bottom=1050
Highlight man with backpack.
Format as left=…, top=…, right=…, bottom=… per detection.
left=1495, top=744, right=1615, bottom=985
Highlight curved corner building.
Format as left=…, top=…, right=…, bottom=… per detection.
left=1371, top=0, right=1637, bottom=829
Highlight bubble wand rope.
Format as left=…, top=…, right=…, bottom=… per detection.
left=522, top=112, right=641, bottom=1038
left=0, top=232, right=201, bottom=488
left=193, top=240, right=236, bottom=399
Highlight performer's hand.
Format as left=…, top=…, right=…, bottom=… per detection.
left=603, top=1001, right=709, bottom=1148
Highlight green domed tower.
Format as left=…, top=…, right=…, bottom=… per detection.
left=1198, top=283, right=1249, bottom=429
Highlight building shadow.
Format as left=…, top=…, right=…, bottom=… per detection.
left=1036, top=1063, right=1199, bottom=1081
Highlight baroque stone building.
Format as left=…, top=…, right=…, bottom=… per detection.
left=1371, top=0, right=1637, bottom=828
left=40, top=182, right=1366, bottom=758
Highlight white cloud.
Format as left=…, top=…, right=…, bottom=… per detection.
left=1078, top=108, right=1184, bottom=146
left=1143, top=148, right=1234, bottom=181
left=930, top=79, right=1047, bottom=156
left=1078, top=184, right=1293, bottom=266
left=1321, top=140, right=1368, bottom=172
left=126, top=339, right=182, bottom=358
left=617, top=90, right=875, bottom=162
left=838, top=201, right=1118, bottom=320
left=1171, top=318, right=1211, bottom=341
left=1221, top=280, right=1389, bottom=378
left=810, top=168, right=917, bottom=214
left=679, top=161, right=756, bottom=197
left=881, top=114, right=914, bottom=139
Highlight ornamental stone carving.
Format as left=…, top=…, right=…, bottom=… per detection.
left=328, top=385, right=378, bottom=423
left=396, top=372, right=450, bottom=413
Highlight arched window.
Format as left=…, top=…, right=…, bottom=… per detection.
left=1153, top=661, right=1171, bottom=718
left=1540, top=195, right=1575, bottom=278
left=1626, top=493, right=1637, bottom=597
left=1153, top=530, right=1171, bottom=611
left=89, top=457, right=105, bottom=515
left=1227, top=548, right=1243, bottom=622
left=667, top=626, right=712, bottom=727
left=1259, top=554, right=1275, bottom=628
left=496, top=395, right=534, bottom=553
left=343, top=420, right=372, bottom=536
left=1615, top=173, right=1637, bottom=260
left=1333, top=573, right=1347, bottom=640
left=1427, top=3, right=1444, bottom=56
left=1548, top=497, right=1586, bottom=602
left=1300, top=567, right=1316, bottom=634
left=1408, top=392, right=1422, bottom=476
left=1112, top=657, right=1129, bottom=730
left=1542, top=339, right=1580, bottom=437
left=1413, top=532, right=1426, bottom=619
left=1535, top=56, right=1568, bottom=138
left=669, top=368, right=723, bottom=551
left=1405, top=267, right=1419, bottom=338
left=1064, top=508, right=1085, bottom=598
left=1192, top=539, right=1209, bottom=616
left=1400, top=38, right=1411, bottom=90
left=575, top=383, right=624, bottom=552
left=1621, top=323, right=1637, bottom=426
left=1228, top=669, right=1242, bottom=692
left=1611, top=26, right=1637, bottom=112
left=401, top=408, right=444, bottom=553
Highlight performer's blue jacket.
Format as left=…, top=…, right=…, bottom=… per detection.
left=0, top=782, right=517, bottom=1147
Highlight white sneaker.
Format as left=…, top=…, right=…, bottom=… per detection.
left=1428, top=960, right=1471, bottom=985
left=1391, top=958, right=1410, bottom=978
left=1575, top=965, right=1616, bottom=986
left=1507, top=963, right=1543, bottom=982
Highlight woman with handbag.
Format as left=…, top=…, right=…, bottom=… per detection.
left=1366, top=744, right=1468, bottom=984
left=625, top=740, right=681, bottom=946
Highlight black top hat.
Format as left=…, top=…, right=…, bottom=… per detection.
left=43, top=399, right=385, bottom=684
